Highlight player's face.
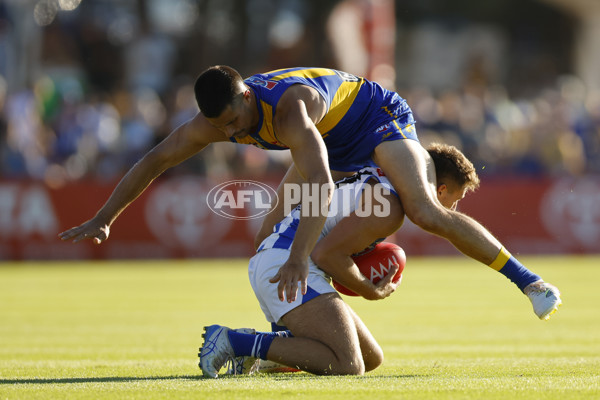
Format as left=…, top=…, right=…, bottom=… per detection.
left=436, top=182, right=466, bottom=211
left=207, top=90, right=257, bottom=139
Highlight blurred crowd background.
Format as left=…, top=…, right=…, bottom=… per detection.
left=1, top=0, right=599, bottom=188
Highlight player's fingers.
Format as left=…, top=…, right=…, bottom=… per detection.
left=279, top=281, right=288, bottom=302
left=270, top=271, right=286, bottom=301
left=58, top=228, right=77, bottom=241
left=286, top=281, right=297, bottom=303
left=272, top=275, right=286, bottom=302
left=73, top=230, right=96, bottom=243
left=269, top=271, right=281, bottom=284
left=300, top=278, right=308, bottom=295
left=285, top=281, right=292, bottom=303
left=376, top=270, right=395, bottom=287
left=382, top=264, right=400, bottom=284
left=71, top=232, right=87, bottom=243
left=93, top=230, right=108, bottom=245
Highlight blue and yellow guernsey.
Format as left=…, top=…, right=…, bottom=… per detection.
left=231, top=67, right=417, bottom=171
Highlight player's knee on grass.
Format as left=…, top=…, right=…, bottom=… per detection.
left=334, top=358, right=365, bottom=375
left=363, top=343, right=384, bottom=372
left=281, top=293, right=366, bottom=375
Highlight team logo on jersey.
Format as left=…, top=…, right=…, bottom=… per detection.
left=207, top=180, right=278, bottom=220
left=246, top=76, right=278, bottom=90
left=375, top=122, right=391, bottom=133
left=334, top=70, right=360, bottom=82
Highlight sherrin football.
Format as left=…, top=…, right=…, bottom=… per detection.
left=333, top=242, right=406, bottom=297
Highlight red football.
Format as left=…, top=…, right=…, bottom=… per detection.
left=333, top=242, right=406, bottom=297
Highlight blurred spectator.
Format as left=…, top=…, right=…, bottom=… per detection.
left=0, top=0, right=598, bottom=185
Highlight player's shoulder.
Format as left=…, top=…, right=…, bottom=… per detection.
left=275, top=84, right=327, bottom=126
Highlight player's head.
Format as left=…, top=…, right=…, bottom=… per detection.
left=427, top=143, right=480, bottom=210
left=194, top=66, right=256, bottom=138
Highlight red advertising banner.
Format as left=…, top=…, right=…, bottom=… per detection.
left=1, top=175, right=599, bottom=260
left=389, top=176, right=600, bottom=256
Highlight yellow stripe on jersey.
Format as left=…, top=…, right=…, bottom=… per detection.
left=258, top=100, right=281, bottom=144
left=392, top=120, right=407, bottom=139
left=234, top=100, right=285, bottom=148
left=246, top=67, right=364, bottom=141
left=317, top=80, right=364, bottom=135
left=489, top=247, right=512, bottom=271
left=268, top=68, right=337, bottom=81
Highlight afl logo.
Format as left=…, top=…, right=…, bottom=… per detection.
left=207, top=180, right=278, bottom=220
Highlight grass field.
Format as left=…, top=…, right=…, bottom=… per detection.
left=0, top=256, right=598, bottom=399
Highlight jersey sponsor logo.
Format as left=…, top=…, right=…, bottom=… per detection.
left=246, top=76, right=278, bottom=90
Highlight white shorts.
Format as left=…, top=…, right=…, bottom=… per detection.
left=248, top=248, right=337, bottom=325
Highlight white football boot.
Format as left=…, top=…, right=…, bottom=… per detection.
left=524, top=281, right=562, bottom=320
left=198, top=325, right=235, bottom=378
left=224, top=328, right=260, bottom=375
left=225, top=356, right=261, bottom=375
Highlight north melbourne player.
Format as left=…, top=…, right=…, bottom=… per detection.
left=198, top=144, right=560, bottom=377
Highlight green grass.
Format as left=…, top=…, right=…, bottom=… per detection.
left=0, top=256, right=598, bottom=399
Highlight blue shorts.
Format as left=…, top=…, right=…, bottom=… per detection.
left=324, top=94, right=420, bottom=172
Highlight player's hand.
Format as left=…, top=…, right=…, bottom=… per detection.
left=269, top=258, right=308, bottom=303
left=367, top=264, right=400, bottom=300
left=58, top=217, right=110, bottom=245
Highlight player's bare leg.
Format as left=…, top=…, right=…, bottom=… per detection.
left=373, top=139, right=562, bottom=318
left=267, top=292, right=366, bottom=375
left=344, top=304, right=384, bottom=372
left=199, top=293, right=374, bottom=377
left=252, top=303, right=383, bottom=374
left=373, top=139, right=501, bottom=264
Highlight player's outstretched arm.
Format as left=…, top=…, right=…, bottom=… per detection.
left=59, top=113, right=225, bottom=244
left=268, top=85, right=334, bottom=303
left=312, top=184, right=404, bottom=300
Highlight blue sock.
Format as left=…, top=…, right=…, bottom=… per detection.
left=489, top=247, right=541, bottom=292
left=261, top=330, right=293, bottom=338
left=271, top=322, right=288, bottom=332
left=228, top=331, right=276, bottom=360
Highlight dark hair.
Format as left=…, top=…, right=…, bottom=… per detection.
left=427, top=143, right=480, bottom=192
left=194, top=65, right=244, bottom=118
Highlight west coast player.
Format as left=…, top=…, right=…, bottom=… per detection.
left=60, top=67, right=561, bottom=321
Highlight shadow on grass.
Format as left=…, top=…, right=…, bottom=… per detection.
left=2, top=373, right=427, bottom=385
left=263, top=374, right=428, bottom=381
left=1, top=375, right=202, bottom=385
